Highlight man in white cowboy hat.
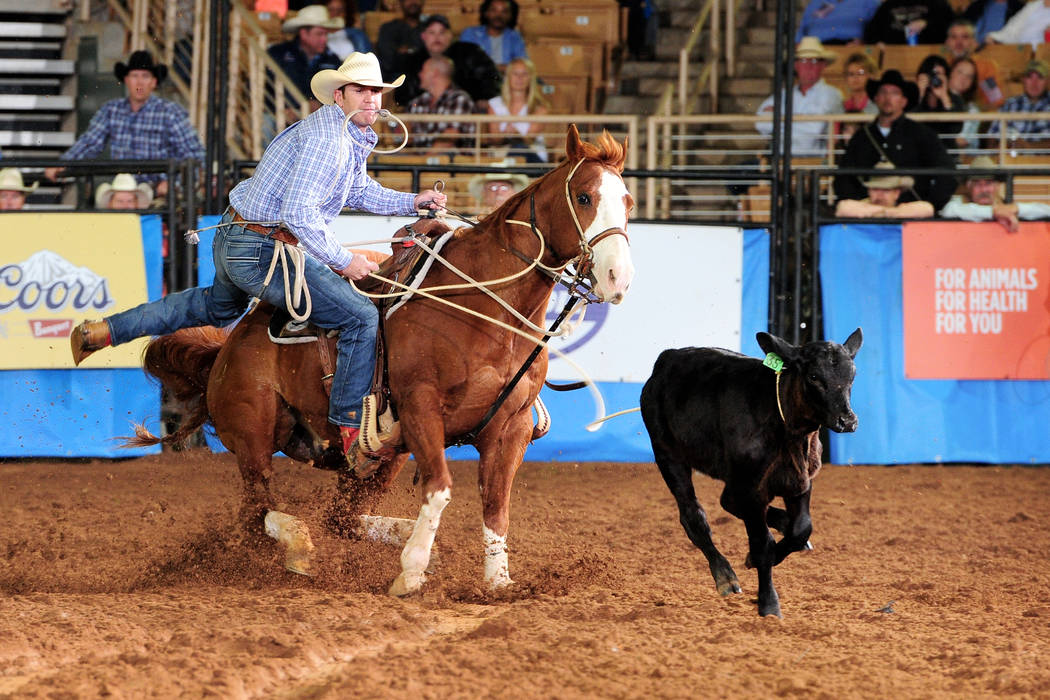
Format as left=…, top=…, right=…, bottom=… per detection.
left=940, top=156, right=1050, bottom=231
left=834, top=161, right=934, bottom=218
left=468, top=169, right=529, bottom=216
left=268, top=4, right=345, bottom=109
left=69, top=52, right=446, bottom=471
left=95, top=173, right=154, bottom=210
left=0, top=168, right=37, bottom=211
left=44, top=50, right=204, bottom=199
left=755, top=36, right=844, bottom=155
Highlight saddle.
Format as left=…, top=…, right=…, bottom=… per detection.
left=266, top=217, right=453, bottom=469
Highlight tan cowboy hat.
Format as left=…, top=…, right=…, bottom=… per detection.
left=795, top=36, right=838, bottom=64
left=95, top=173, right=154, bottom=209
left=469, top=171, right=530, bottom=202
left=281, top=4, right=344, bottom=33
left=311, top=52, right=405, bottom=104
left=0, top=168, right=38, bottom=193
left=862, top=161, right=913, bottom=190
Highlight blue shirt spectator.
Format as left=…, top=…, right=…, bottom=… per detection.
left=988, top=60, right=1050, bottom=139
left=46, top=51, right=204, bottom=194
left=459, top=0, right=527, bottom=68
left=795, top=0, right=882, bottom=44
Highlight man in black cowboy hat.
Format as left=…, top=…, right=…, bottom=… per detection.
left=44, top=50, right=204, bottom=198
left=834, top=69, right=956, bottom=211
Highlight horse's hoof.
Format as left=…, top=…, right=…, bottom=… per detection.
left=389, top=570, right=426, bottom=597
left=284, top=552, right=315, bottom=577
left=487, top=573, right=515, bottom=591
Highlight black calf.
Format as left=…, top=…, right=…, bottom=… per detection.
left=640, top=329, right=862, bottom=617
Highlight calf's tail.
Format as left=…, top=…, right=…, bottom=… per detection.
left=122, top=327, right=227, bottom=448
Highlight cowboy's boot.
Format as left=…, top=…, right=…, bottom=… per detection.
left=70, top=320, right=111, bottom=366
left=340, top=426, right=395, bottom=480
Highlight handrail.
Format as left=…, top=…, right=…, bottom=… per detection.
left=675, top=0, right=720, bottom=116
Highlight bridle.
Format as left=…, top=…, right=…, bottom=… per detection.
left=505, top=157, right=630, bottom=303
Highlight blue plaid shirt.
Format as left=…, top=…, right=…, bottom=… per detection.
left=60, top=95, right=205, bottom=183
left=988, top=92, right=1050, bottom=137
left=228, top=104, right=417, bottom=271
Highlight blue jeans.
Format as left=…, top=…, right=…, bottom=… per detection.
left=106, top=210, right=378, bottom=427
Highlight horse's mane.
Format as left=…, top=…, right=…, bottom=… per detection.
left=477, top=130, right=626, bottom=225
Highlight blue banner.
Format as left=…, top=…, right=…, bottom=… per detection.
left=820, top=223, right=1050, bottom=464
left=0, top=215, right=164, bottom=457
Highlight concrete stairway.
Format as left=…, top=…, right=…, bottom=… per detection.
left=0, top=1, right=75, bottom=208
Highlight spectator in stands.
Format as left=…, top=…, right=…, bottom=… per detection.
left=755, top=37, right=843, bottom=155
left=268, top=5, right=345, bottom=109
left=963, top=0, right=1024, bottom=42
left=941, top=155, right=1050, bottom=228
left=375, top=0, right=425, bottom=83
left=988, top=59, right=1050, bottom=140
left=835, top=69, right=957, bottom=209
left=459, top=0, right=527, bottom=70
left=325, top=0, right=372, bottom=58
left=863, top=0, right=954, bottom=44
left=795, top=0, right=881, bottom=44
left=44, top=51, right=204, bottom=198
left=487, top=57, right=549, bottom=162
left=620, top=0, right=659, bottom=60
left=839, top=53, right=879, bottom=143
left=95, top=173, right=154, bottom=210
left=985, top=0, right=1050, bottom=46
left=835, top=162, right=935, bottom=217
left=0, top=168, right=35, bottom=211
left=949, top=57, right=982, bottom=149
left=469, top=170, right=529, bottom=216
left=913, top=54, right=966, bottom=141
left=943, top=19, right=1005, bottom=110
left=395, top=14, right=501, bottom=109
left=407, top=56, right=476, bottom=153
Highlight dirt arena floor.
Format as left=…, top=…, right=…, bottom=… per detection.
left=1, top=451, right=1049, bottom=699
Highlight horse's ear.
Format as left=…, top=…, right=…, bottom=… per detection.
left=566, top=124, right=583, bottom=160
left=616, top=133, right=628, bottom=173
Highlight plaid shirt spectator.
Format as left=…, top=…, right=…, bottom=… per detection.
left=228, top=104, right=417, bottom=271
left=60, top=95, right=204, bottom=185
left=987, top=92, right=1050, bottom=137
left=406, top=86, right=476, bottom=148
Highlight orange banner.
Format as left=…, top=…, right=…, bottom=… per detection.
left=902, top=221, right=1050, bottom=379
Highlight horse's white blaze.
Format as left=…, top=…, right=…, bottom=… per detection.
left=358, top=514, right=416, bottom=546
left=264, top=510, right=315, bottom=576
left=587, top=172, right=634, bottom=304
left=483, top=525, right=513, bottom=588
left=389, top=487, right=451, bottom=596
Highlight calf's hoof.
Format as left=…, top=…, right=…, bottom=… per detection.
left=757, top=598, right=782, bottom=618
left=716, top=577, right=742, bottom=596
left=804, top=540, right=813, bottom=551
left=389, top=570, right=426, bottom=597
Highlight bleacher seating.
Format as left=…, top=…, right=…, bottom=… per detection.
left=877, top=44, right=942, bottom=76
left=976, top=43, right=1032, bottom=81
left=539, top=74, right=591, bottom=113
left=0, top=5, right=76, bottom=208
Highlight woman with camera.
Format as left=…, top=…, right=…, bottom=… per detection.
left=912, top=55, right=966, bottom=146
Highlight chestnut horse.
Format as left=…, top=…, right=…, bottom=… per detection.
left=134, top=126, right=634, bottom=595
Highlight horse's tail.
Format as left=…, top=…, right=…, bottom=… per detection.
left=123, top=326, right=228, bottom=448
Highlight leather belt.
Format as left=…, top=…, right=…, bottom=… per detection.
left=230, top=208, right=299, bottom=246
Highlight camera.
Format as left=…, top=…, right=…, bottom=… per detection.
left=930, top=75, right=943, bottom=88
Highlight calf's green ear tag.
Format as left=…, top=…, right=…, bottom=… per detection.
left=763, top=352, right=784, bottom=373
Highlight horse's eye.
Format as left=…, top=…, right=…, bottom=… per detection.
left=576, top=193, right=591, bottom=206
